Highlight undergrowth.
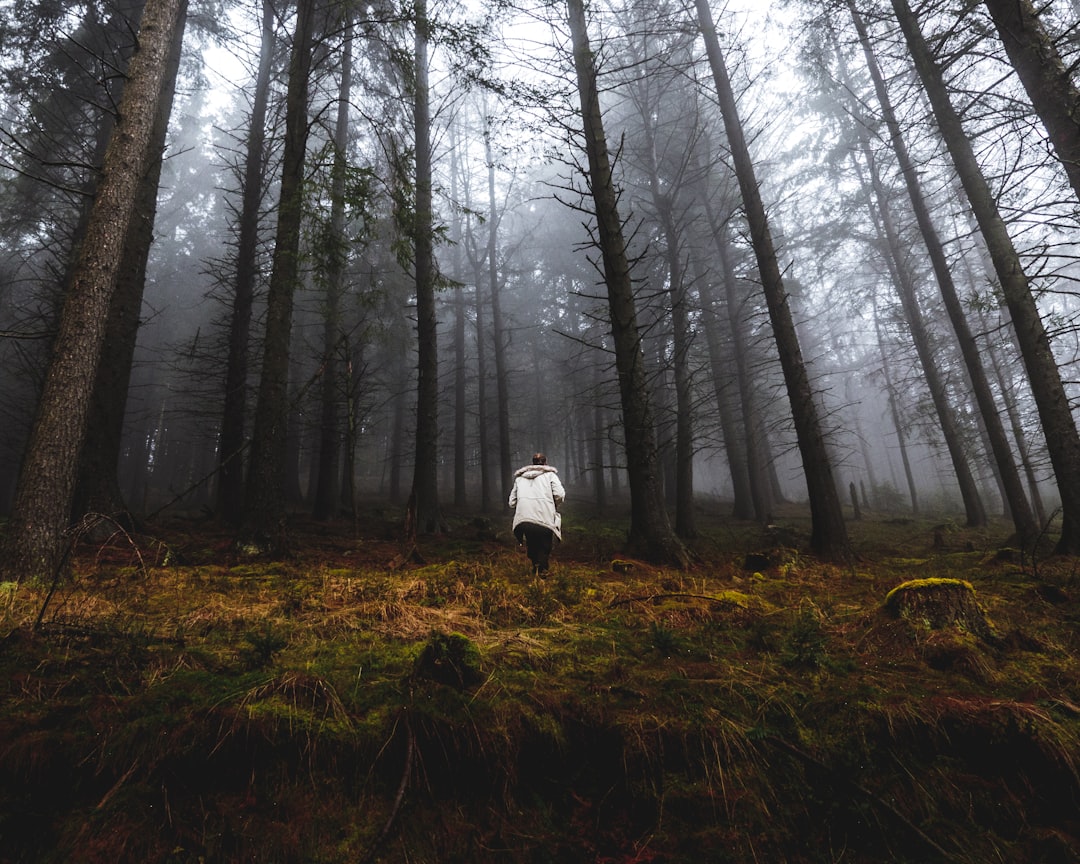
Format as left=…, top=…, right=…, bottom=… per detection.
left=0, top=505, right=1079, bottom=863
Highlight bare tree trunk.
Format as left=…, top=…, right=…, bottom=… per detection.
left=73, top=5, right=186, bottom=525
left=982, top=0, right=1080, bottom=204
left=893, top=0, right=1080, bottom=553
left=696, top=0, right=848, bottom=559
left=313, top=12, right=353, bottom=521
left=848, top=0, right=1035, bottom=542
left=851, top=143, right=987, bottom=526
left=483, top=119, right=513, bottom=502
left=874, top=300, right=920, bottom=514
left=448, top=126, right=467, bottom=508
left=0, top=0, right=188, bottom=582
left=642, top=146, right=696, bottom=537
left=693, top=255, right=754, bottom=519
left=566, top=0, right=689, bottom=567
left=408, top=0, right=443, bottom=534
left=711, top=202, right=773, bottom=521
left=242, top=0, right=316, bottom=549
left=218, top=0, right=275, bottom=525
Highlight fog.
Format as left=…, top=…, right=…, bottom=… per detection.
left=1, top=0, right=1077, bottom=537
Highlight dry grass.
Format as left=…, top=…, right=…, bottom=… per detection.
left=1, top=507, right=1079, bottom=863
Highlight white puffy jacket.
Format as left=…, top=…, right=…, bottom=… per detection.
left=508, top=465, right=566, bottom=540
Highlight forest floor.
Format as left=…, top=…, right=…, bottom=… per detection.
left=1, top=500, right=1079, bottom=863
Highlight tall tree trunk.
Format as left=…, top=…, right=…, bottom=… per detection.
left=242, top=0, right=316, bottom=549
left=72, top=4, right=187, bottom=525
left=313, top=13, right=353, bottom=521
left=710, top=201, right=773, bottom=521
left=0, top=0, right=188, bottom=582
left=641, top=120, right=696, bottom=537
left=448, top=126, right=467, bottom=508
left=566, top=0, right=689, bottom=567
left=408, top=0, right=443, bottom=534
left=217, top=0, right=275, bottom=524
left=893, top=0, right=1080, bottom=553
left=483, top=119, right=513, bottom=502
left=848, top=0, right=1035, bottom=542
left=693, top=255, right=754, bottom=519
left=467, top=220, right=494, bottom=512
left=982, top=0, right=1080, bottom=204
left=851, top=145, right=987, bottom=526
left=696, top=0, right=848, bottom=559
left=874, top=299, right=920, bottom=514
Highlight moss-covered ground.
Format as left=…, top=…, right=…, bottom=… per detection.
left=2, top=501, right=1079, bottom=863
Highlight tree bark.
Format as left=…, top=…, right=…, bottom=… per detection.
left=73, top=3, right=187, bottom=525
left=566, top=0, right=689, bottom=567
left=242, top=0, right=317, bottom=549
left=696, top=0, right=849, bottom=560
left=0, top=0, right=188, bottom=582
left=893, top=0, right=1080, bottom=553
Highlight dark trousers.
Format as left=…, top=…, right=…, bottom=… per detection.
left=514, top=522, right=554, bottom=574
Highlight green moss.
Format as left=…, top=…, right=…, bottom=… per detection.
left=883, top=577, right=974, bottom=610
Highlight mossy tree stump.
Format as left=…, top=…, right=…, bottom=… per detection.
left=883, top=578, right=993, bottom=640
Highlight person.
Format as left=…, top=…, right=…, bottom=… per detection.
left=508, top=452, right=565, bottom=576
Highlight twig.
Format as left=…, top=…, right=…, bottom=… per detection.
left=361, top=708, right=415, bottom=864
left=608, top=592, right=744, bottom=608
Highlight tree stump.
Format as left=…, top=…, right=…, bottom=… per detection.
left=883, top=578, right=993, bottom=640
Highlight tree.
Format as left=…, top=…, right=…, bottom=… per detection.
left=845, top=0, right=1036, bottom=542
left=407, top=0, right=445, bottom=535
left=981, top=0, right=1080, bottom=205
left=217, top=0, right=277, bottom=525
left=0, top=0, right=189, bottom=582
left=73, top=0, right=189, bottom=526
left=892, top=0, right=1080, bottom=553
left=695, top=0, right=849, bottom=560
left=242, top=0, right=317, bottom=549
left=482, top=112, right=514, bottom=503
left=313, top=9, right=355, bottom=522
left=848, top=114, right=987, bottom=527
left=565, top=0, right=689, bottom=567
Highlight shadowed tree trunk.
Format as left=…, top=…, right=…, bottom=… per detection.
left=407, top=0, right=444, bottom=535
left=313, top=11, right=354, bottom=521
left=847, top=0, right=1035, bottom=543
left=242, top=0, right=317, bottom=550
left=0, top=0, right=188, bottom=582
left=566, top=0, right=689, bottom=568
left=893, top=0, right=1080, bottom=554
left=72, top=4, right=187, bottom=525
left=695, top=0, right=849, bottom=560
left=217, top=0, right=275, bottom=525
left=634, top=90, right=696, bottom=537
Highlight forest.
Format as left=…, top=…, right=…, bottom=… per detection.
left=2, top=0, right=1080, bottom=861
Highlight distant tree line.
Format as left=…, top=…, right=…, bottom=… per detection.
left=1, top=0, right=1080, bottom=580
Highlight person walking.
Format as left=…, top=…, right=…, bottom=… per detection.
left=508, top=452, right=565, bottom=576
